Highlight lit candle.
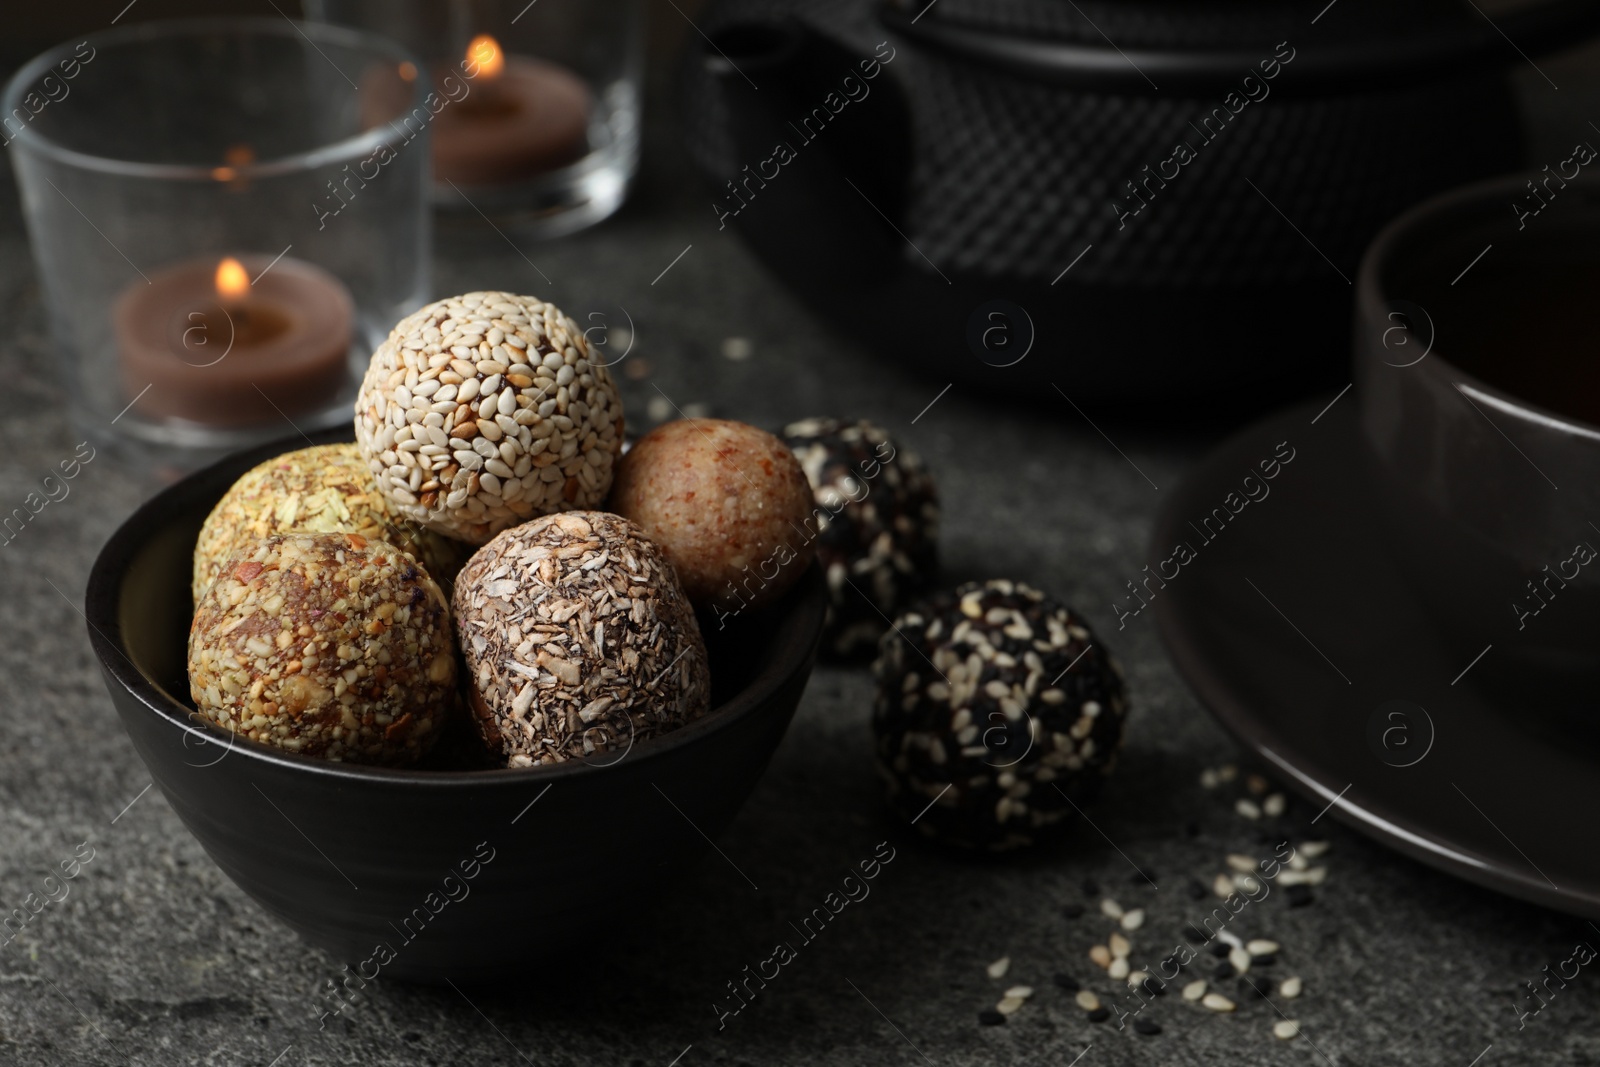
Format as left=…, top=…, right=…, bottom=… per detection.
left=430, top=35, right=591, bottom=184
left=113, top=253, right=354, bottom=426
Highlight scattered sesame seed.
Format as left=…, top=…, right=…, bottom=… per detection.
left=1184, top=924, right=1207, bottom=944
left=1053, top=973, right=1081, bottom=992
left=1280, top=976, right=1303, bottom=999
left=1200, top=768, right=1220, bottom=789
left=1252, top=953, right=1278, bottom=967
left=1226, top=854, right=1258, bottom=874
left=1228, top=947, right=1252, bottom=974
left=1063, top=902, right=1086, bottom=919
left=1286, top=884, right=1314, bottom=908
left=1213, top=962, right=1236, bottom=981
left=1218, top=764, right=1238, bottom=782
left=1133, top=1018, right=1162, bottom=1036
left=1090, top=945, right=1112, bottom=969
left=1109, top=957, right=1131, bottom=980
left=1087, top=1007, right=1111, bottom=1023
left=987, top=957, right=1011, bottom=979
left=1182, top=980, right=1207, bottom=1001
left=1274, top=1019, right=1301, bottom=1040
left=1263, top=793, right=1287, bottom=817
left=1075, top=991, right=1101, bottom=1012
left=978, top=1009, right=1007, bottom=1026
left=1213, top=874, right=1234, bottom=898
left=1235, top=798, right=1262, bottom=820
left=720, top=336, right=752, bottom=361
left=1246, top=774, right=1269, bottom=795
left=1202, top=992, right=1237, bottom=1013
left=1300, top=840, right=1330, bottom=858
left=1233, top=874, right=1262, bottom=894
left=1217, top=931, right=1243, bottom=948
left=1209, top=942, right=1231, bottom=958
left=1101, top=898, right=1124, bottom=919
left=996, top=995, right=1026, bottom=1015
left=1289, top=854, right=1310, bottom=871
left=1121, top=908, right=1146, bottom=931
left=1237, top=975, right=1272, bottom=1001
left=1127, top=970, right=1150, bottom=989
left=1247, top=939, right=1280, bottom=957
left=1005, top=985, right=1034, bottom=1000
left=1109, top=933, right=1131, bottom=959
left=1143, top=976, right=1166, bottom=997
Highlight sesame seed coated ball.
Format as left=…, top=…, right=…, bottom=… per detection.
left=188, top=532, right=457, bottom=766
left=872, top=580, right=1127, bottom=851
left=453, top=511, right=710, bottom=767
left=609, top=418, right=816, bottom=614
left=783, top=418, right=940, bottom=659
left=355, top=291, right=625, bottom=544
left=192, top=443, right=465, bottom=603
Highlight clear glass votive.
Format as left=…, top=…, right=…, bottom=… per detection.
left=3, top=17, right=432, bottom=475
left=304, top=0, right=644, bottom=235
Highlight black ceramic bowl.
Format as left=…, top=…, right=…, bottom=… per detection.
left=86, top=429, right=826, bottom=983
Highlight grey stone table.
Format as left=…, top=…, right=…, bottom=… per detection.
left=1, top=76, right=1596, bottom=1067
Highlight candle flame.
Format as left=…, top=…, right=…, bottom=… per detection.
left=468, top=34, right=505, bottom=80
left=215, top=257, right=250, bottom=302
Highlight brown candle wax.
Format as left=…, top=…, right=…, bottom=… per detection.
left=114, top=255, right=353, bottom=426
left=431, top=50, right=591, bottom=185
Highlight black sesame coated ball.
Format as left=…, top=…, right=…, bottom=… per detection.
left=783, top=418, right=939, bottom=659
left=872, top=580, right=1127, bottom=851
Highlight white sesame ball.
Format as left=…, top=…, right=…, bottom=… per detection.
left=355, top=291, right=625, bottom=544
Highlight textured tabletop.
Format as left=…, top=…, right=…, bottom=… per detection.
left=1, top=57, right=1596, bottom=1067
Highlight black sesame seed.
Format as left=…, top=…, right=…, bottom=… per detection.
left=1082, top=878, right=1100, bottom=896
left=1287, top=884, right=1314, bottom=908
left=1238, top=975, right=1272, bottom=1000
left=1087, top=1007, right=1111, bottom=1023
left=1142, top=977, right=1165, bottom=997
left=1209, top=942, right=1231, bottom=958
left=1185, top=821, right=1201, bottom=837
left=978, top=1009, right=1007, bottom=1026
left=1186, top=878, right=1207, bottom=901
left=1062, top=902, right=1085, bottom=919
left=1213, top=962, right=1236, bottom=980
left=1183, top=924, right=1207, bottom=944
left=1053, top=973, right=1081, bottom=992
left=1133, top=1018, right=1162, bottom=1036
left=1252, top=953, right=1278, bottom=967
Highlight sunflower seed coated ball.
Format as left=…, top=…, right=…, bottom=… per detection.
left=783, top=418, right=940, bottom=659
left=188, top=532, right=456, bottom=766
left=355, top=291, right=625, bottom=544
left=873, top=580, right=1127, bottom=851
left=192, top=443, right=465, bottom=603
left=453, top=511, right=711, bottom=767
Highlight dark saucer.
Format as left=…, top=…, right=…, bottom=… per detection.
left=1152, top=397, right=1600, bottom=918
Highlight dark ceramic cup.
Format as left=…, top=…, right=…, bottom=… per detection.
left=1355, top=173, right=1600, bottom=725
left=87, top=430, right=826, bottom=984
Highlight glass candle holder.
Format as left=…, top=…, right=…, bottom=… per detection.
left=304, top=0, right=644, bottom=235
left=3, top=17, right=432, bottom=475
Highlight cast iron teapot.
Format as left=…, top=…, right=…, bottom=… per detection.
left=681, top=0, right=1600, bottom=411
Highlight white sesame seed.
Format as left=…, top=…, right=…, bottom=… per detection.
left=1004, top=985, right=1033, bottom=999
left=1108, top=957, right=1130, bottom=980
left=1213, top=874, right=1235, bottom=899
left=1101, top=898, right=1124, bottom=919
left=1109, top=933, right=1131, bottom=959
left=1182, top=980, right=1206, bottom=1001
left=1235, top=798, right=1262, bottom=820
left=1263, top=793, right=1286, bottom=817
left=1247, top=940, right=1280, bottom=957
left=1075, top=991, right=1100, bottom=1012
left=1200, top=768, right=1220, bottom=789
left=1300, top=840, right=1330, bottom=858
left=1273, top=1020, right=1300, bottom=1040
left=1280, top=976, right=1302, bottom=999
left=1228, top=946, right=1251, bottom=974
left=986, top=957, right=1011, bottom=979
left=1202, top=993, right=1237, bottom=1013
left=1226, top=854, right=1259, bottom=874
left=1089, top=945, right=1111, bottom=969
left=996, top=995, right=1026, bottom=1015
left=1121, top=908, right=1145, bottom=931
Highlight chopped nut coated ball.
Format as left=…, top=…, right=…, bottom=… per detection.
left=188, top=533, right=456, bottom=766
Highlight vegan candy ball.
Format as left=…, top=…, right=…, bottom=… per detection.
left=192, top=442, right=463, bottom=603
left=188, top=532, right=456, bottom=766
left=355, top=291, right=624, bottom=544
left=783, top=418, right=940, bottom=659
left=609, top=418, right=816, bottom=614
left=453, top=511, right=711, bottom=767
left=872, top=580, right=1127, bottom=851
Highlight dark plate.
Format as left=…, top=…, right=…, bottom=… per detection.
left=1152, top=399, right=1599, bottom=917
left=86, top=427, right=827, bottom=983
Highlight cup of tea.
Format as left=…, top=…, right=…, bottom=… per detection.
left=1355, top=171, right=1600, bottom=727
